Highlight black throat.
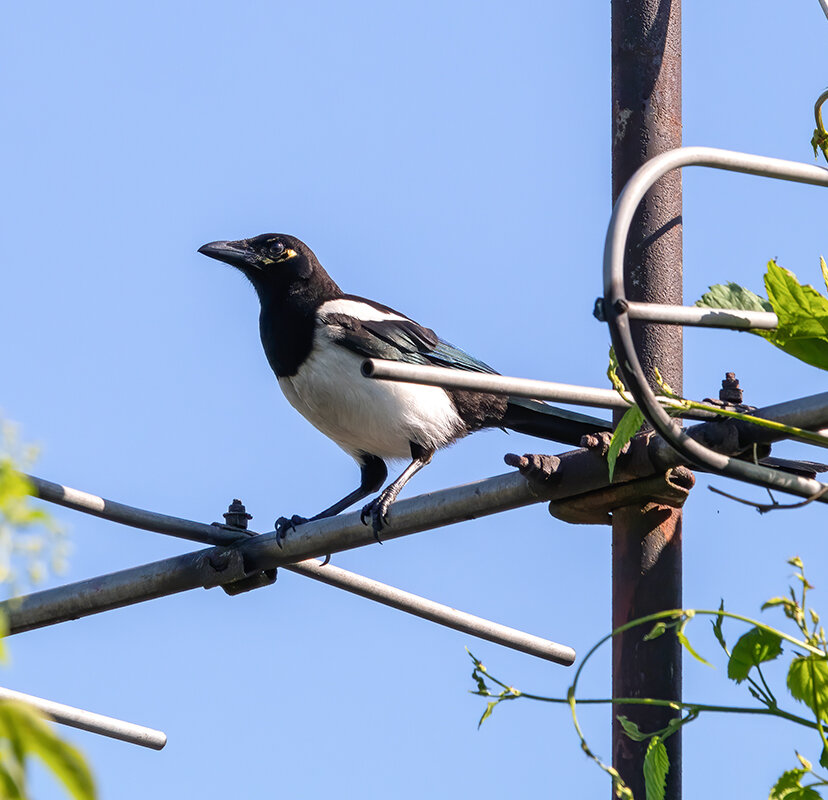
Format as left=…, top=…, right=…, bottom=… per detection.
left=254, top=269, right=343, bottom=378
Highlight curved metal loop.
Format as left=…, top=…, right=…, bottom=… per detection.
left=603, top=146, right=828, bottom=501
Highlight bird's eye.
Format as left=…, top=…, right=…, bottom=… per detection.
left=269, top=241, right=285, bottom=257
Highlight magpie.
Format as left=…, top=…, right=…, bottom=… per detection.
left=199, top=233, right=613, bottom=538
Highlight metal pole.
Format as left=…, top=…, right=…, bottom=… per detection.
left=6, top=470, right=545, bottom=634
left=10, top=391, right=828, bottom=639
left=612, top=1, right=683, bottom=797
left=0, top=686, right=166, bottom=749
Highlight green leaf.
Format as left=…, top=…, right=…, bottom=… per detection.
left=695, top=282, right=773, bottom=313
left=762, top=261, right=828, bottom=371
left=712, top=599, right=727, bottom=653
left=766, top=260, right=828, bottom=329
left=0, top=765, right=25, bottom=800
left=821, top=257, right=828, bottom=294
left=764, top=597, right=797, bottom=613
left=677, top=618, right=712, bottom=667
left=813, top=128, right=828, bottom=163
left=820, top=744, right=828, bottom=770
left=643, top=736, right=669, bottom=800
left=727, top=627, right=783, bottom=684
left=769, top=768, right=822, bottom=800
left=796, top=752, right=813, bottom=771
left=0, top=701, right=95, bottom=800
left=788, top=656, right=828, bottom=723
left=607, top=405, right=644, bottom=482
left=607, top=347, right=627, bottom=394
left=644, top=622, right=668, bottom=641
left=478, top=701, right=498, bottom=729
left=616, top=715, right=649, bottom=742
left=696, top=264, right=828, bottom=372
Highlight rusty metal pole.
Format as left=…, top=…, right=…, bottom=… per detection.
left=611, top=1, right=683, bottom=798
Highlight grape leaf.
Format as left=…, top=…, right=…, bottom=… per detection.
left=727, top=627, right=783, bottom=683
left=769, top=768, right=821, bottom=800
left=762, top=261, right=828, bottom=370
left=643, top=736, right=669, bottom=800
left=695, top=262, right=828, bottom=372
left=695, top=282, right=772, bottom=313
left=617, top=715, right=649, bottom=742
left=712, top=600, right=727, bottom=653
left=607, top=405, right=644, bottom=482
left=787, top=656, right=828, bottom=723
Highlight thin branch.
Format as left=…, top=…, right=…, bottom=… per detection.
left=709, top=484, right=828, bottom=513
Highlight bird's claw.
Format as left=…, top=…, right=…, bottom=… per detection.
left=360, top=498, right=390, bottom=542
left=274, top=514, right=308, bottom=547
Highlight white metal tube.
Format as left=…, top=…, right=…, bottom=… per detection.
left=362, top=358, right=713, bottom=419
left=286, top=559, right=575, bottom=664
left=603, top=146, right=828, bottom=497
left=624, top=301, right=778, bottom=330
left=0, top=686, right=166, bottom=750
left=363, top=358, right=628, bottom=407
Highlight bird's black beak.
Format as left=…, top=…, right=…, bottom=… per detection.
left=198, top=239, right=259, bottom=270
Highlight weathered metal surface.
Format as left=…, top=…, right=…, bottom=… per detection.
left=611, top=0, right=684, bottom=795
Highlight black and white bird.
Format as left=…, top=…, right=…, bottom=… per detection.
left=199, top=233, right=612, bottom=538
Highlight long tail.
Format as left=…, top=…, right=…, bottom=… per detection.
left=501, top=397, right=612, bottom=447
left=502, top=399, right=828, bottom=478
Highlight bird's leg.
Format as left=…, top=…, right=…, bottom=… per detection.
left=361, top=443, right=434, bottom=539
left=275, top=455, right=387, bottom=544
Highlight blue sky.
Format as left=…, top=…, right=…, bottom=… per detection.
left=2, top=1, right=828, bottom=797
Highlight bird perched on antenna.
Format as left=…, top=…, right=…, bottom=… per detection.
left=199, top=233, right=611, bottom=539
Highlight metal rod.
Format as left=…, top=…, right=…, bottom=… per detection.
left=286, top=559, right=575, bottom=665
left=26, top=475, right=250, bottom=547
left=362, top=358, right=714, bottom=419
left=0, top=686, right=166, bottom=750
left=624, top=300, right=778, bottom=330
left=366, top=359, right=828, bottom=448
left=6, top=470, right=544, bottom=635
left=10, top=389, right=828, bottom=637
left=603, top=147, right=828, bottom=501
left=13, top=476, right=575, bottom=662
left=756, top=392, right=828, bottom=432
left=20, top=478, right=575, bottom=659
left=611, top=1, right=683, bottom=796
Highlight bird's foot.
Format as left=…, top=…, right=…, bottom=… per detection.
left=274, top=514, right=308, bottom=547
left=360, top=496, right=391, bottom=542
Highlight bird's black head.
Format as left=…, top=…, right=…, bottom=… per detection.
left=199, top=233, right=343, bottom=375
left=198, top=233, right=319, bottom=285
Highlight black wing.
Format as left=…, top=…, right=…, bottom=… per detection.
left=323, top=297, right=499, bottom=374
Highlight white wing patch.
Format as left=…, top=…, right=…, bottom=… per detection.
left=317, top=298, right=408, bottom=323
left=278, top=322, right=464, bottom=461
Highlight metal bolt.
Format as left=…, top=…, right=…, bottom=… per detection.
left=223, top=499, right=252, bottom=530
left=719, top=372, right=743, bottom=404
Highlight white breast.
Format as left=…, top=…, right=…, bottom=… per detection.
left=278, top=324, right=464, bottom=461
